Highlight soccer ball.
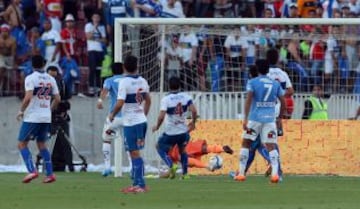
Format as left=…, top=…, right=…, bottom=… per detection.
left=208, top=155, right=223, bottom=171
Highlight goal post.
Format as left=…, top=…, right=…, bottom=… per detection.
left=113, top=18, right=360, bottom=177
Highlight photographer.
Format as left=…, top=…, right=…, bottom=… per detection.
left=47, top=65, right=74, bottom=172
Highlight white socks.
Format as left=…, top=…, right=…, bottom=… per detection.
left=102, top=143, right=111, bottom=170
left=239, top=148, right=249, bottom=176
left=269, top=150, right=279, bottom=177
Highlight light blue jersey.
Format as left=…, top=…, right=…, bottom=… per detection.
left=246, top=75, right=284, bottom=123
left=103, top=75, right=123, bottom=117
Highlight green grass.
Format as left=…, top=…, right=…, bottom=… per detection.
left=0, top=173, right=359, bottom=209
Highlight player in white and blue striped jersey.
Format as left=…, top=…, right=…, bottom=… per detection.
left=17, top=55, right=61, bottom=184
left=96, top=63, right=124, bottom=177
left=234, top=59, right=285, bottom=184
left=152, top=76, right=197, bottom=179
left=109, top=55, right=151, bottom=193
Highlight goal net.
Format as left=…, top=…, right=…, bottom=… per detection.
left=113, top=18, right=360, bottom=176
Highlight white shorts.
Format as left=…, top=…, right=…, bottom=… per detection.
left=0, top=56, right=14, bottom=70
left=242, top=120, right=278, bottom=144
left=102, top=117, right=124, bottom=141
left=324, top=59, right=334, bottom=74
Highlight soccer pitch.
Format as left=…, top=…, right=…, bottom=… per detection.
left=0, top=173, right=359, bottom=209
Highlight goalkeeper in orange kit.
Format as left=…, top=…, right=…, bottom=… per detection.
left=166, top=139, right=233, bottom=171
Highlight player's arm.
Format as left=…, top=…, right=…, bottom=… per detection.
left=143, top=93, right=151, bottom=116
left=110, top=99, right=124, bottom=122
left=278, top=95, right=286, bottom=119
left=109, top=81, right=126, bottom=121
left=97, top=88, right=109, bottom=109
left=285, top=87, right=294, bottom=97
left=51, top=78, right=61, bottom=112
left=243, top=91, right=253, bottom=130
left=188, top=103, right=198, bottom=132
left=152, top=110, right=166, bottom=132
left=17, top=90, right=33, bottom=121
left=51, top=94, right=61, bottom=112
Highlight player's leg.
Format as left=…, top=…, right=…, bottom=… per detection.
left=18, top=122, right=39, bottom=183
left=188, top=157, right=208, bottom=168
left=205, top=144, right=234, bottom=155
left=36, top=123, right=56, bottom=183
left=261, top=122, right=280, bottom=183
left=122, top=123, right=147, bottom=193
left=177, top=133, right=190, bottom=179
left=156, top=134, right=174, bottom=168
left=245, top=137, right=260, bottom=174
left=235, top=121, right=261, bottom=181
left=103, top=117, right=124, bottom=176
left=102, top=119, right=112, bottom=174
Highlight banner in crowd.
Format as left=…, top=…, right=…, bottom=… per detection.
left=189, top=120, right=360, bottom=177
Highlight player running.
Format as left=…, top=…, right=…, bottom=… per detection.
left=96, top=62, right=124, bottom=177
left=234, top=59, right=285, bottom=183
left=109, top=55, right=151, bottom=193
left=152, top=76, right=198, bottom=179
left=16, top=55, right=61, bottom=183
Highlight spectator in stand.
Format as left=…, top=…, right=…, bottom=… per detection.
left=297, top=0, right=318, bottom=18
left=287, top=33, right=309, bottom=92
left=341, top=3, right=352, bottom=17
left=344, top=23, right=359, bottom=92
left=309, top=34, right=326, bottom=85
left=181, top=0, right=193, bottom=17
left=194, top=0, right=211, bottom=17
left=324, top=25, right=340, bottom=93
left=41, top=19, right=61, bottom=67
left=60, top=14, right=80, bottom=96
left=243, top=25, right=259, bottom=67
left=30, top=27, right=46, bottom=57
left=164, top=35, right=182, bottom=90
left=288, top=3, right=300, bottom=18
left=160, top=0, right=185, bottom=18
left=214, top=0, right=234, bottom=18
left=20, top=27, right=46, bottom=78
left=264, top=7, right=274, bottom=18
left=281, top=0, right=297, bottom=18
left=85, top=11, right=106, bottom=96
left=135, top=0, right=162, bottom=17
left=103, top=0, right=133, bottom=43
left=21, top=0, right=37, bottom=29
left=0, top=24, right=16, bottom=95
left=0, top=1, right=5, bottom=13
left=224, top=27, right=249, bottom=91
left=0, top=0, right=22, bottom=29
left=349, top=0, right=360, bottom=15
left=36, top=0, right=63, bottom=33
left=179, top=25, right=198, bottom=91
left=61, top=14, right=78, bottom=61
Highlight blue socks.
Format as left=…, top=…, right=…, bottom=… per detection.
left=245, top=148, right=256, bottom=173
left=132, top=158, right=145, bottom=188
left=180, top=153, right=188, bottom=175
left=40, top=149, right=53, bottom=176
left=157, top=149, right=173, bottom=168
left=20, top=147, right=35, bottom=173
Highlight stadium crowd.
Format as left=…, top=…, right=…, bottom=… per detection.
left=0, top=0, right=360, bottom=97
